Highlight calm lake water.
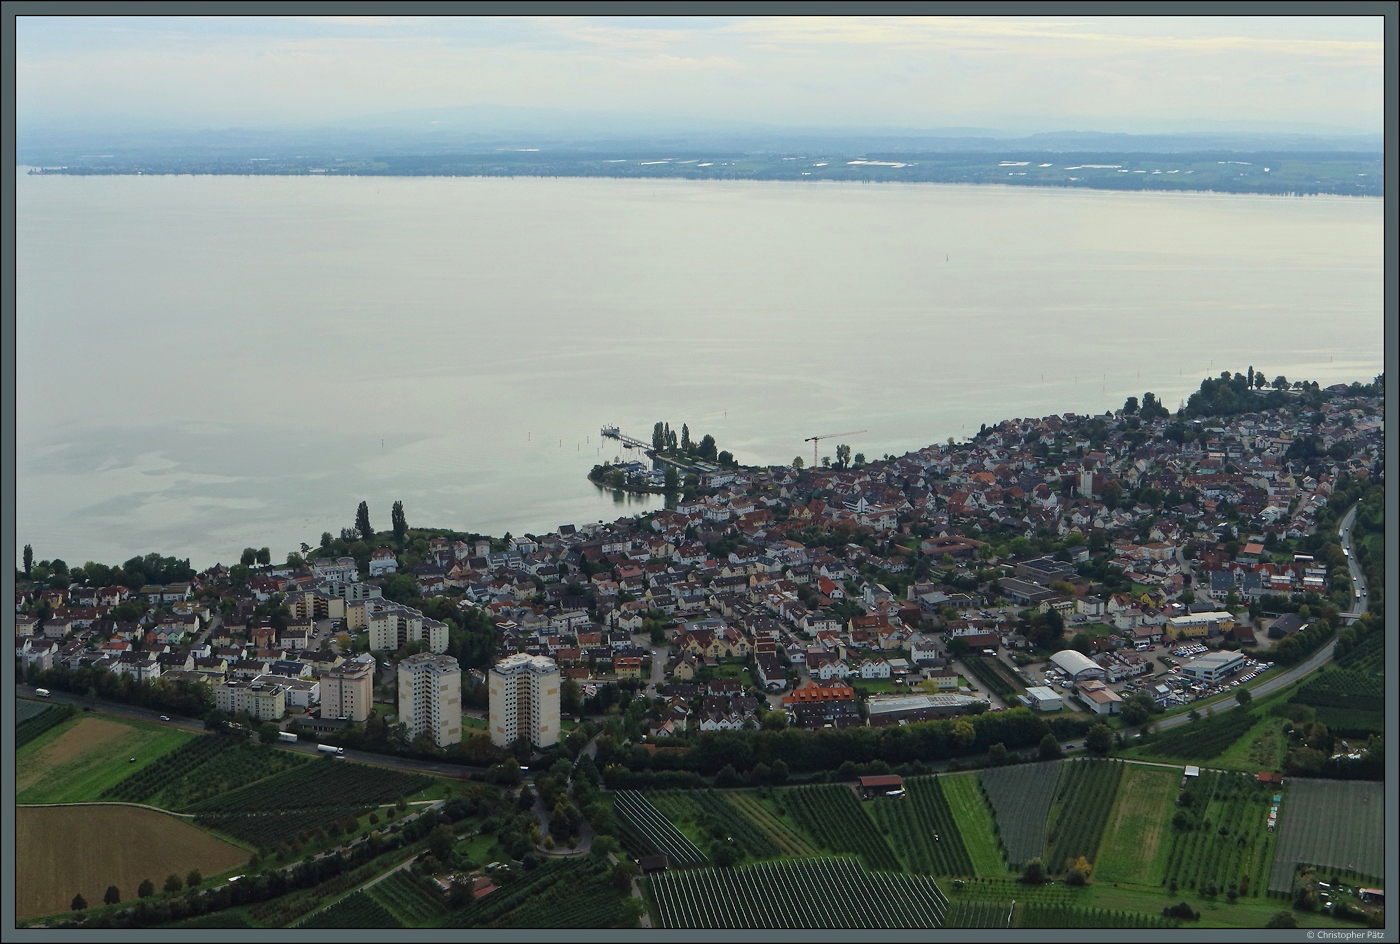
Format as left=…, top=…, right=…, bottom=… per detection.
left=16, top=173, right=1383, bottom=568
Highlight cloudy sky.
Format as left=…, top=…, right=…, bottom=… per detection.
left=15, top=14, right=1385, bottom=135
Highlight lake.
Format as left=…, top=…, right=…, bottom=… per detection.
left=16, top=173, right=1383, bottom=568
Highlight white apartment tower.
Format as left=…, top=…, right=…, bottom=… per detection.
left=489, top=654, right=561, bottom=749
left=396, top=653, right=462, bottom=748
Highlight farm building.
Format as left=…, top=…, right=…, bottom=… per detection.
left=857, top=775, right=904, bottom=799
left=865, top=693, right=985, bottom=726
left=1180, top=650, right=1246, bottom=683
left=1020, top=685, right=1063, bottom=712
left=1049, top=649, right=1106, bottom=682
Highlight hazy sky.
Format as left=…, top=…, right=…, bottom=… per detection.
left=15, top=14, right=1386, bottom=134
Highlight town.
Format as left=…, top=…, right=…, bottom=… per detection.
left=14, top=369, right=1385, bottom=931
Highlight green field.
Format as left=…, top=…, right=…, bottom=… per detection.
left=979, top=761, right=1062, bottom=867
left=1160, top=770, right=1277, bottom=898
left=17, top=714, right=194, bottom=804
left=940, top=774, right=1006, bottom=877
left=1093, top=764, right=1181, bottom=885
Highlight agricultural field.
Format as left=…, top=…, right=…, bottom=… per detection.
left=961, top=655, right=1023, bottom=700
left=649, top=790, right=783, bottom=860
left=365, top=870, right=448, bottom=927
left=16, top=804, right=249, bottom=920
left=440, top=857, right=630, bottom=928
left=17, top=715, right=194, bottom=804
left=1043, top=759, right=1125, bottom=872
left=1093, top=765, right=1181, bottom=886
left=867, top=777, right=974, bottom=876
left=1131, top=708, right=1258, bottom=761
left=978, top=761, right=1062, bottom=868
left=1290, top=670, right=1385, bottom=737
left=16, top=702, right=77, bottom=747
left=101, top=736, right=310, bottom=809
left=726, top=791, right=820, bottom=857
left=188, top=760, right=432, bottom=849
left=780, top=785, right=902, bottom=871
left=1160, top=770, right=1277, bottom=899
left=612, top=790, right=708, bottom=866
left=1268, top=779, right=1384, bottom=893
left=944, top=899, right=1014, bottom=928
left=298, top=890, right=402, bottom=928
left=939, top=773, right=1007, bottom=877
left=1015, top=903, right=1178, bottom=928
left=648, top=856, right=948, bottom=928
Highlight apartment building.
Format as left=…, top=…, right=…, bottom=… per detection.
left=320, top=653, right=374, bottom=722
left=397, top=653, right=462, bottom=748
left=488, top=653, right=561, bottom=749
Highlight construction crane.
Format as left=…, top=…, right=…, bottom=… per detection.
left=803, top=430, right=866, bottom=469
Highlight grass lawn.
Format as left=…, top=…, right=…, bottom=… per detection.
left=851, top=678, right=904, bottom=695
left=1075, top=622, right=1118, bottom=638
left=460, top=716, right=488, bottom=730
left=454, top=828, right=498, bottom=866
left=939, top=773, right=1007, bottom=878
left=17, top=715, right=194, bottom=805
left=1093, top=764, right=1180, bottom=886
left=1208, top=713, right=1288, bottom=772
left=1088, top=884, right=1358, bottom=930
left=705, top=664, right=755, bottom=688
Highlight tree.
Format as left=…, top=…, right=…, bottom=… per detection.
left=258, top=722, right=281, bottom=744
left=138, top=878, right=154, bottom=898
left=712, top=841, right=741, bottom=868
left=987, top=742, right=1007, bottom=765
left=255, top=547, right=270, bottom=566
left=1235, top=687, right=1253, bottom=708
left=1272, top=375, right=1289, bottom=392
left=320, top=531, right=334, bottom=550
left=71, top=893, right=87, bottom=912
left=950, top=719, right=975, bottom=750
left=1264, top=911, right=1298, bottom=929
left=664, top=466, right=679, bottom=492
left=240, top=547, right=257, bottom=567
left=1085, top=723, right=1113, bottom=756
left=104, top=885, right=121, bottom=905
left=392, top=500, right=407, bottom=542
left=23, top=543, right=33, bottom=576
left=1020, top=858, right=1045, bottom=885
left=698, top=434, right=717, bottom=461
left=680, top=423, right=691, bottom=452
left=356, top=501, right=373, bottom=541
left=164, top=874, right=183, bottom=893
left=653, top=422, right=665, bottom=452
left=852, top=452, right=866, bottom=468
left=835, top=444, right=851, bottom=470
left=185, top=869, right=201, bottom=888
left=792, top=456, right=804, bottom=470
left=1039, top=733, right=1063, bottom=761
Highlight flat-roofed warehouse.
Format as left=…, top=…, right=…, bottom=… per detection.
left=1021, top=685, right=1063, bottom=712
left=1180, top=650, right=1246, bottom=683
left=865, top=693, right=986, bottom=726
left=1049, top=649, right=1106, bottom=682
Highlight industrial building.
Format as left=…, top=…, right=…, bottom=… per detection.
left=488, top=653, right=561, bottom=748
left=1021, top=686, right=1063, bottom=712
left=1180, top=650, right=1247, bottom=683
left=1049, top=649, right=1106, bottom=682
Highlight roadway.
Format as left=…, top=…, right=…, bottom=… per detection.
left=1335, top=502, right=1369, bottom=622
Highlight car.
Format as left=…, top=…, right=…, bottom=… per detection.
left=160, top=715, right=171, bottom=721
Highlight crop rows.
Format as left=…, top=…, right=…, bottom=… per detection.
left=367, top=871, right=447, bottom=926
left=1162, top=771, right=1273, bottom=897
left=648, top=856, right=948, bottom=928
left=651, top=790, right=784, bottom=860
left=102, top=736, right=235, bottom=802
left=1334, top=632, right=1383, bottom=673
left=978, top=761, right=1061, bottom=868
left=726, top=791, right=820, bottom=857
left=951, top=878, right=1080, bottom=905
left=944, top=900, right=1013, bottom=928
left=16, top=703, right=75, bottom=748
left=1017, top=904, right=1177, bottom=928
left=101, top=736, right=305, bottom=808
left=15, top=699, right=51, bottom=726
left=781, top=785, right=902, bottom=871
left=440, top=859, right=616, bottom=928
left=486, top=863, right=628, bottom=928
left=961, top=656, right=1019, bottom=699
left=299, top=890, right=403, bottom=928
left=188, top=760, right=431, bottom=815
left=868, top=777, right=973, bottom=876
left=1268, top=779, right=1384, bottom=892
left=1145, top=708, right=1257, bottom=760
left=1291, top=670, right=1383, bottom=713
left=1311, top=707, right=1384, bottom=736
left=198, top=806, right=367, bottom=848
left=613, top=790, right=708, bottom=866
left=1044, top=759, right=1124, bottom=870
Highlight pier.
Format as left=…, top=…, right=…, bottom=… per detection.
left=600, top=425, right=651, bottom=450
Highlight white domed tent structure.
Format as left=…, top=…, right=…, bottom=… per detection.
left=1049, top=649, right=1106, bottom=682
